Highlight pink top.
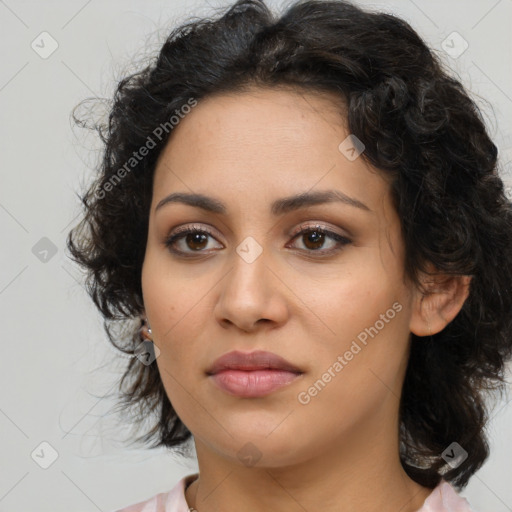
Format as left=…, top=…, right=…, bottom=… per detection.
left=113, top=473, right=476, bottom=512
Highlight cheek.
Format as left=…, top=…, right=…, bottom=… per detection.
left=310, top=280, right=409, bottom=383
left=300, top=246, right=411, bottom=395
left=141, top=255, right=206, bottom=404
left=309, top=251, right=405, bottom=339
left=294, top=301, right=410, bottom=439
left=142, top=260, right=206, bottom=424
left=142, top=250, right=209, bottom=341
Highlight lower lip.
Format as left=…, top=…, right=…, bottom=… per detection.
left=209, top=369, right=302, bottom=397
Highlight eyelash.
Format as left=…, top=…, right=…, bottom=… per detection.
left=164, top=223, right=352, bottom=258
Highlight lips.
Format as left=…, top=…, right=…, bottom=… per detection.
left=206, top=350, right=303, bottom=398
left=206, top=350, right=302, bottom=374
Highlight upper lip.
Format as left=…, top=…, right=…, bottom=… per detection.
left=206, top=350, right=303, bottom=375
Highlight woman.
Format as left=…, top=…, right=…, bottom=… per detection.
left=67, top=1, right=512, bottom=511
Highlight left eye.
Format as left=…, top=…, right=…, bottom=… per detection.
left=287, top=225, right=351, bottom=254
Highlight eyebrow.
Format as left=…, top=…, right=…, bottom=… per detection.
left=155, top=189, right=371, bottom=215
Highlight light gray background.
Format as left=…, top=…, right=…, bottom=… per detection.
left=1, top=1, right=511, bottom=511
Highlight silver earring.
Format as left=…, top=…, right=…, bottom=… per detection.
left=140, top=317, right=153, bottom=341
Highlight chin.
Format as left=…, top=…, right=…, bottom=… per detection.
left=204, top=426, right=314, bottom=469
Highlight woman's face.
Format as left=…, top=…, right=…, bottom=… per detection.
left=141, top=87, right=419, bottom=467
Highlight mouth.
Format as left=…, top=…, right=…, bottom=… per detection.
left=206, top=350, right=304, bottom=398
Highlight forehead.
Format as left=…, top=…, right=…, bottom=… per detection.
left=155, top=86, right=345, bottom=167
left=152, top=86, right=391, bottom=215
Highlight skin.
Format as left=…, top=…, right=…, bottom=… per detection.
left=141, top=86, right=471, bottom=512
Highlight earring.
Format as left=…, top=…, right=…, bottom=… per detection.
left=136, top=317, right=160, bottom=365
left=139, top=317, right=153, bottom=342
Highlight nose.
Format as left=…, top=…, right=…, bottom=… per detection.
left=214, top=245, right=289, bottom=333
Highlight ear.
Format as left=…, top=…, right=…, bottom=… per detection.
left=139, top=308, right=150, bottom=329
left=409, top=266, right=472, bottom=337
left=139, top=308, right=153, bottom=341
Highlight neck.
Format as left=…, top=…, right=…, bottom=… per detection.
left=185, top=416, right=433, bottom=512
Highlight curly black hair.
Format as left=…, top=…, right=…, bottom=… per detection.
left=66, top=0, right=512, bottom=490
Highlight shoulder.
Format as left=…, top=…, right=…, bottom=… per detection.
left=112, top=473, right=199, bottom=512
left=417, top=479, right=478, bottom=512
left=112, top=474, right=477, bottom=512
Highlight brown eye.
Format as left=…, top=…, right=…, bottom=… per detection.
left=288, top=225, right=352, bottom=255
left=165, top=226, right=222, bottom=256
left=184, top=232, right=209, bottom=251
left=301, top=230, right=326, bottom=250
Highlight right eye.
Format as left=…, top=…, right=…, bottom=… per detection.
left=164, top=225, right=223, bottom=256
